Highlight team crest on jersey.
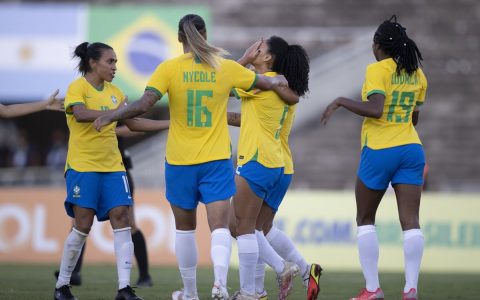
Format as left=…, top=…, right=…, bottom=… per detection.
left=73, top=185, right=81, bottom=198
left=111, top=95, right=118, bottom=104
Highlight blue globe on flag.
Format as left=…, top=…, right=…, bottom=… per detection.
left=127, top=31, right=169, bottom=76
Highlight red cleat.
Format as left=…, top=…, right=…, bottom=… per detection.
left=402, top=288, right=417, bottom=300
left=306, top=264, right=322, bottom=300
left=349, top=288, right=384, bottom=300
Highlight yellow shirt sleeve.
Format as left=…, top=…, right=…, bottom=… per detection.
left=364, top=64, right=387, bottom=98
left=145, top=61, right=172, bottom=98
left=65, top=80, right=86, bottom=114
left=225, top=60, right=257, bottom=92
left=416, top=69, right=428, bottom=107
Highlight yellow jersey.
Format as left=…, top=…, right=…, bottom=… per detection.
left=146, top=53, right=257, bottom=165
left=361, top=58, right=427, bottom=149
left=234, top=72, right=289, bottom=168
left=64, top=77, right=125, bottom=172
left=280, top=104, right=296, bottom=174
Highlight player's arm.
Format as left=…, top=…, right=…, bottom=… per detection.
left=272, top=86, right=300, bottom=105
left=321, top=93, right=385, bottom=125
left=0, top=89, right=63, bottom=118
left=227, top=112, right=241, bottom=127
left=94, top=90, right=160, bottom=131
left=116, top=125, right=145, bottom=138
left=123, top=118, right=169, bottom=132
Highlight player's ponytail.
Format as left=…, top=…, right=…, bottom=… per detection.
left=178, top=14, right=228, bottom=69
left=267, top=36, right=310, bottom=97
left=373, top=15, right=423, bottom=75
left=73, top=42, right=113, bottom=75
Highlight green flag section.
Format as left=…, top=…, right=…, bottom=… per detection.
left=88, top=5, right=210, bottom=102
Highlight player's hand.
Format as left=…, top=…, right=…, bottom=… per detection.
left=94, top=114, right=112, bottom=132
left=321, top=99, right=341, bottom=125
left=45, top=89, right=64, bottom=111
left=238, top=39, right=263, bottom=66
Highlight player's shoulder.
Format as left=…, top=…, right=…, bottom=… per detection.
left=68, top=77, right=86, bottom=90
left=366, top=58, right=393, bottom=74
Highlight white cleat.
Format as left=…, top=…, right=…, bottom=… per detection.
left=212, top=284, right=229, bottom=300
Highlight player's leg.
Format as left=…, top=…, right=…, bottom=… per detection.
left=126, top=169, right=152, bottom=287
left=256, top=203, right=299, bottom=300
left=391, top=144, right=425, bottom=299
left=352, top=177, right=386, bottom=299
left=232, top=175, right=263, bottom=297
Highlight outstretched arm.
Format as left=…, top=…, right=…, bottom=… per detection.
left=94, top=90, right=160, bottom=131
left=123, top=118, right=169, bottom=132
left=321, top=94, right=385, bottom=125
left=0, top=89, right=63, bottom=118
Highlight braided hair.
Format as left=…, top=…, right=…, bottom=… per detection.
left=373, top=15, right=423, bottom=75
left=266, top=36, right=310, bottom=97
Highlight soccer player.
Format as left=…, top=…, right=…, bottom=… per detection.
left=0, top=89, right=63, bottom=118
left=93, top=14, right=288, bottom=300
left=54, top=42, right=168, bottom=300
left=321, top=15, right=427, bottom=300
left=227, top=36, right=317, bottom=300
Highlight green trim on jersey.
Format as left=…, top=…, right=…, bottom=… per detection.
left=145, top=86, right=163, bottom=99
left=367, top=89, right=386, bottom=97
left=250, top=149, right=259, bottom=162
left=231, top=88, right=241, bottom=99
left=65, top=102, right=85, bottom=114
left=245, top=74, right=259, bottom=92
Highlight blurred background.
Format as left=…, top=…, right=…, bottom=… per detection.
left=0, top=0, right=479, bottom=290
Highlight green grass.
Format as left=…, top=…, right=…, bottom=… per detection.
left=0, top=264, right=478, bottom=300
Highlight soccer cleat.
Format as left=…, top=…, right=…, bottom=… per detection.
left=212, top=284, right=229, bottom=300
left=136, top=275, right=153, bottom=287
left=257, top=290, right=268, bottom=300
left=229, top=291, right=258, bottom=300
left=306, top=264, right=322, bottom=300
left=54, top=285, right=77, bottom=300
left=402, top=288, right=417, bottom=300
left=276, top=261, right=300, bottom=300
left=115, top=285, right=143, bottom=300
left=350, top=288, right=384, bottom=300
left=54, top=270, right=82, bottom=286
left=172, top=290, right=199, bottom=300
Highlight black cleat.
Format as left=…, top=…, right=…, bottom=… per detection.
left=54, top=285, right=77, bottom=300
left=54, top=270, right=82, bottom=286
left=136, top=275, right=153, bottom=287
left=115, top=285, right=143, bottom=300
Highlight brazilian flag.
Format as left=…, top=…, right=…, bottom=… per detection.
left=89, top=5, right=210, bottom=102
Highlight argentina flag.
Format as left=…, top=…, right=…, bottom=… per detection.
left=0, top=3, right=86, bottom=103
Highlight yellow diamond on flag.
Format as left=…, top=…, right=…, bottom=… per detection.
left=108, top=14, right=182, bottom=91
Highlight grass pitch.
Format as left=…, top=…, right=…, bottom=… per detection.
left=0, top=264, right=478, bottom=300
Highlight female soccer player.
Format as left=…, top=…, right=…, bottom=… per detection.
left=94, top=14, right=288, bottom=300
left=0, top=89, right=63, bottom=118
left=54, top=42, right=168, bottom=300
left=227, top=36, right=314, bottom=300
left=321, top=16, right=427, bottom=300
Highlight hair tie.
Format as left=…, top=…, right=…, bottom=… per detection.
left=86, top=42, right=91, bottom=48
left=403, top=43, right=407, bottom=46
left=389, top=37, right=393, bottom=40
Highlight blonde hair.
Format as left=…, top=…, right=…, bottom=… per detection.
left=179, top=14, right=228, bottom=69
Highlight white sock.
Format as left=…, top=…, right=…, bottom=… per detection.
left=255, top=230, right=284, bottom=274
left=113, top=227, right=134, bottom=289
left=211, top=228, right=232, bottom=287
left=56, top=228, right=87, bottom=288
left=237, top=233, right=258, bottom=295
left=357, top=225, right=380, bottom=292
left=255, top=257, right=266, bottom=294
left=176, top=230, right=198, bottom=298
left=403, top=229, right=424, bottom=293
left=266, top=227, right=309, bottom=277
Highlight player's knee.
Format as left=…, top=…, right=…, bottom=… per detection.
left=110, top=207, right=130, bottom=227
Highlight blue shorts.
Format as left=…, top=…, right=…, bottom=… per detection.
left=265, top=174, right=293, bottom=212
left=65, top=170, right=133, bottom=222
left=165, top=159, right=235, bottom=210
left=236, top=161, right=284, bottom=200
left=357, top=144, right=425, bottom=190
